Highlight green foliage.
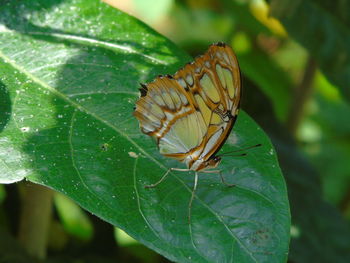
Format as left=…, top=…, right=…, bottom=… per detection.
left=270, top=0, right=350, bottom=102
left=54, top=193, right=94, bottom=241
left=276, top=136, right=350, bottom=263
left=267, top=1, right=350, bottom=261
left=169, top=0, right=350, bottom=262
left=0, top=0, right=290, bottom=262
left=1, top=0, right=350, bottom=262
left=237, top=49, right=292, bottom=121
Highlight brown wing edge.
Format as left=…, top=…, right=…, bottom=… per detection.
left=134, top=42, right=236, bottom=96
left=208, top=45, right=242, bottom=159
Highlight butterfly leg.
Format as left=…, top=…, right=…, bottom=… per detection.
left=144, top=168, right=190, bottom=188
left=145, top=167, right=196, bottom=223
left=219, top=170, right=235, bottom=187
left=188, top=172, right=199, bottom=224
left=202, top=170, right=235, bottom=187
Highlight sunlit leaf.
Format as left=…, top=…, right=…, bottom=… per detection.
left=0, top=0, right=290, bottom=262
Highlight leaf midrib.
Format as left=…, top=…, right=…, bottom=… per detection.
left=0, top=29, right=168, bottom=65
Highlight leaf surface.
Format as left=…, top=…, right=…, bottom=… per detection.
left=0, top=0, right=290, bottom=262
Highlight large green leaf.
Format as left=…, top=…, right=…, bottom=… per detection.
left=270, top=0, right=350, bottom=103
left=0, top=0, right=290, bottom=262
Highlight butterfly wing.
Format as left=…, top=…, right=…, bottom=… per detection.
left=134, top=42, right=241, bottom=171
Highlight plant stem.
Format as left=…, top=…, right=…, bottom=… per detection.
left=18, top=182, right=54, bottom=260
left=286, top=56, right=317, bottom=135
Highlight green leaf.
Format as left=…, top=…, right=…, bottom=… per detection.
left=54, top=192, right=94, bottom=241
left=0, top=0, right=290, bottom=262
left=270, top=0, right=350, bottom=103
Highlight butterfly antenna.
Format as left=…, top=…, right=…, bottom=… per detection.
left=221, top=153, right=247, bottom=157
left=218, top=143, right=262, bottom=157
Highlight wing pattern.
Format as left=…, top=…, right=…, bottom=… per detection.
left=134, top=42, right=241, bottom=171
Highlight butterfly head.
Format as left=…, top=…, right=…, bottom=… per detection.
left=195, top=156, right=222, bottom=171
left=207, top=156, right=222, bottom=168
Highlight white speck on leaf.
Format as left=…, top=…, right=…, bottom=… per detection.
left=128, top=152, right=138, bottom=158
left=20, top=127, right=30, bottom=132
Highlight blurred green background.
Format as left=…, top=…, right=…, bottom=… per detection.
left=1, top=0, right=350, bottom=262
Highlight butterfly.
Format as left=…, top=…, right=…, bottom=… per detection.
left=134, top=42, right=251, bottom=222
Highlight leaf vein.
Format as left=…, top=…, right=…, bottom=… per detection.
left=132, top=157, right=162, bottom=240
